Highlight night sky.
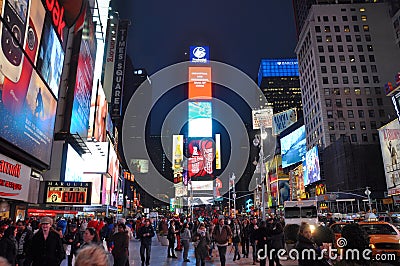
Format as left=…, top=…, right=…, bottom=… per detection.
left=112, top=0, right=297, bottom=81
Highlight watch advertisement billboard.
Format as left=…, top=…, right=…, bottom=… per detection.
left=44, top=181, right=91, bottom=205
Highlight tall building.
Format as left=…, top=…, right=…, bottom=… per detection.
left=292, top=0, right=385, bottom=38
left=258, top=59, right=302, bottom=115
left=296, top=3, right=399, bottom=150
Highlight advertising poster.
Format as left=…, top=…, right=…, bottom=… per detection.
left=304, top=146, right=321, bottom=186
left=187, top=138, right=214, bottom=178
left=102, top=15, right=119, bottom=101
left=280, top=125, right=306, bottom=168
left=378, top=119, right=400, bottom=195
left=188, top=67, right=212, bottom=100
left=189, top=46, right=209, bottom=64
left=272, top=108, right=297, bottom=135
left=289, top=164, right=305, bottom=200
left=70, top=6, right=96, bottom=138
left=129, top=159, right=149, bottom=173
left=101, top=174, right=109, bottom=205
left=278, top=180, right=290, bottom=205
left=215, top=134, right=221, bottom=170
left=188, top=101, right=212, bottom=137
left=252, top=108, right=273, bottom=130
left=107, top=144, right=119, bottom=202
left=87, top=83, right=107, bottom=142
left=63, top=144, right=84, bottom=182
left=172, top=135, right=183, bottom=172
left=45, top=181, right=91, bottom=205
left=81, top=173, right=101, bottom=204
left=0, top=154, right=31, bottom=201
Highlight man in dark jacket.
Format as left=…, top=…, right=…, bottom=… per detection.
left=212, top=218, right=232, bottom=266
left=248, top=217, right=259, bottom=265
left=0, top=225, right=18, bottom=266
left=110, top=223, right=130, bottom=266
left=63, top=223, right=82, bottom=266
left=16, top=220, right=33, bottom=266
left=137, top=218, right=155, bottom=266
left=26, top=217, right=65, bottom=266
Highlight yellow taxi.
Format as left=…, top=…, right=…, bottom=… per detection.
left=329, top=222, right=349, bottom=248
left=358, top=221, right=400, bottom=257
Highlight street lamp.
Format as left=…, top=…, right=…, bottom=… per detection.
left=365, top=187, right=372, bottom=212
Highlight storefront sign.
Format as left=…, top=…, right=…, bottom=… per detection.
left=44, top=181, right=92, bottom=205
left=0, top=154, right=31, bottom=202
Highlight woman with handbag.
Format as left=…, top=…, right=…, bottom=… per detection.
left=231, top=218, right=241, bottom=261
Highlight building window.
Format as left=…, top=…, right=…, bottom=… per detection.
left=357, top=45, right=363, bottom=52
left=346, top=98, right=352, bottom=106
left=367, top=45, right=373, bottom=52
left=321, top=66, right=327, bottom=73
left=323, top=16, right=329, bottom=22
left=349, top=122, right=356, bottom=130
left=368, top=110, right=375, bottom=117
left=336, top=35, right=342, bottom=42
left=328, top=122, right=335, bottom=130
left=362, top=133, right=368, bottom=142
left=330, top=134, right=336, bottom=142
left=348, top=110, right=354, bottom=118
left=341, top=66, right=347, bottom=73
left=351, top=134, right=357, bottom=142
left=377, top=98, right=383, bottom=106
left=361, top=65, right=367, bottom=73
left=329, top=56, right=335, bottom=63
left=336, top=99, right=342, bottom=106
left=328, top=45, right=334, bottom=52
left=318, top=46, right=324, bottom=52
left=346, top=35, right=352, bottom=42
left=360, top=121, right=366, bottom=130
left=320, top=56, right=326, bottom=63
left=343, top=76, right=349, bottom=84
left=365, top=35, right=371, bottom=41
left=355, top=35, right=362, bottom=42
left=338, top=45, right=344, bottom=52
left=333, top=77, right=339, bottom=84
left=325, top=99, right=332, bottom=107
left=327, top=110, right=333, bottom=118
left=366, top=98, right=373, bottom=106
left=344, top=87, right=350, bottom=94
left=373, top=76, right=379, bottom=83
left=347, top=45, right=353, bottom=52
left=334, top=25, right=340, bottom=32
left=371, top=65, right=377, bottom=73
left=333, top=88, right=340, bottom=95
left=317, top=36, right=322, bottom=42
left=356, top=98, right=363, bottom=106
left=315, top=26, right=321, bottom=32
left=324, top=88, right=330, bottom=95
left=361, top=15, right=367, bottom=21
left=342, top=16, right=348, bottom=21
left=354, top=25, right=360, bottom=32
left=339, top=55, right=345, bottom=62
left=372, top=133, right=379, bottom=142
left=339, top=122, right=345, bottom=130
left=352, top=15, right=358, bottom=21
left=363, top=25, right=369, bottom=32
left=323, top=77, right=329, bottom=84
left=325, top=26, right=331, bottom=32
left=331, top=66, right=337, bottom=73
left=355, top=88, right=361, bottom=95
left=365, top=87, right=371, bottom=95
left=379, top=109, right=385, bottom=117
left=344, top=25, right=350, bottom=32
left=370, top=121, right=377, bottom=129
left=375, top=87, right=381, bottom=95
left=359, top=55, right=365, bottom=62
left=337, top=110, right=343, bottom=118
left=358, top=110, right=364, bottom=118
left=353, top=76, right=359, bottom=83
left=326, top=35, right=332, bottom=42
left=349, top=55, right=355, bottom=62
left=363, top=76, right=369, bottom=83
left=351, top=65, right=357, bottom=73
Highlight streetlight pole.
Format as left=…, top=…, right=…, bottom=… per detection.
left=365, top=187, right=372, bottom=212
left=260, top=132, right=266, bottom=222
left=231, top=173, right=236, bottom=218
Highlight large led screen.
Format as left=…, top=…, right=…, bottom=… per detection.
left=280, top=125, right=306, bottom=168
left=64, top=144, right=84, bottom=182
left=304, top=146, right=321, bottom=186
left=36, top=15, right=65, bottom=99
left=188, top=139, right=214, bottom=178
left=70, top=7, right=96, bottom=139
left=188, top=101, right=212, bottom=137
left=81, top=173, right=101, bottom=204
left=188, top=67, right=212, bottom=99
left=108, top=144, right=119, bottom=201
left=87, top=83, right=107, bottom=142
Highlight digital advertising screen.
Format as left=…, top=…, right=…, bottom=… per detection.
left=280, top=125, right=306, bottom=168
left=36, top=15, right=65, bottom=99
left=278, top=180, right=290, bottom=205
left=87, top=83, right=107, bottom=142
left=188, top=101, right=212, bottom=137
left=189, top=46, right=209, bottom=64
left=45, top=181, right=91, bottom=205
left=272, top=108, right=297, bottom=135
left=69, top=6, right=96, bottom=139
left=107, top=144, right=119, bottom=197
left=63, top=144, right=84, bottom=182
left=81, top=174, right=101, bottom=204
left=129, top=159, right=149, bottom=174
left=188, top=67, right=212, bottom=99
left=187, top=138, right=214, bottom=178
left=304, top=146, right=321, bottom=186
left=172, top=135, right=183, bottom=172
left=82, top=141, right=109, bottom=173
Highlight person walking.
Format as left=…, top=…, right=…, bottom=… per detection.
left=0, top=225, right=18, bottom=266
left=231, top=218, right=241, bottom=261
left=180, top=223, right=191, bottom=262
left=241, top=219, right=250, bottom=258
left=255, top=221, right=269, bottom=266
left=212, top=217, right=232, bottom=266
left=110, top=223, right=129, bottom=266
left=249, top=217, right=259, bottom=265
left=16, top=220, right=33, bottom=266
left=268, top=219, right=284, bottom=266
left=137, top=218, right=155, bottom=266
left=193, top=223, right=210, bottom=266
left=167, top=220, right=178, bottom=258
left=25, top=217, right=65, bottom=266
left=63, top=223, right=82, bottom=266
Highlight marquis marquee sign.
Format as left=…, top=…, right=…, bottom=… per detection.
left=45, top=181, right=92, bottom=205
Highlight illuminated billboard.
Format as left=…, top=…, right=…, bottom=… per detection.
left=280, top=125, right=306, bottom=168
left=45, top=181, right=91, bottom=205
left=188, top=67, right=212, bottom=99
left=129, top=159, right=149, bottom=174
left=63, top=144, right=84, bottom=182
left=188, top=101, right=212, bottom=137
left=272, top=108, right=297, bottom=135
left=188, top=138, right=214, bottom=178
left=190, top=46, right=209, bottom=64
left=87, top=83, right=107, bottom=142
left=70, top=6, right=97, bottom=138
left=378, top=119, right=400, bottom=196
left=172, top=135, right=183, bottom=172
left=81, top=174, right=101, bottom=204
left=304, top=146, right=321, bottom=186
left=289, top=164, right=305, bottom=200
left=107, top=144, right=119, bottom=199
left=215, top=134, right=221, bottom=169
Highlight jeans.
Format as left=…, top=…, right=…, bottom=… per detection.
left=241, top=238, right=249, bottom=256
left=233, top=242, right=240, bottom=258
left=251, top=242, right=257, bottom=262
left=182, top=240, right=189, bottom=260
left=168, top=238, right=175, bottom=256
left=217, top=245, right=227, bottom=266
left=140, top=242, right=151, bottom=265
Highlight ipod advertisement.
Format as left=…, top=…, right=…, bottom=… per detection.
left=0, top=0, right=66, bottom=165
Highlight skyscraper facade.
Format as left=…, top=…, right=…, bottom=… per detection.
left=295, top=3, right=400, bottom=150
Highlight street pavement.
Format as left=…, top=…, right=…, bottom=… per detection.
left=128, top=237, right=298, bottom=266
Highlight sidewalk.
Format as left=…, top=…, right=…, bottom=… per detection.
left=128, top=238, right=298, bottom=265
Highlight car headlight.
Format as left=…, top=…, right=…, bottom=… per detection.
left=310, top=224, right=316, bottom=233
